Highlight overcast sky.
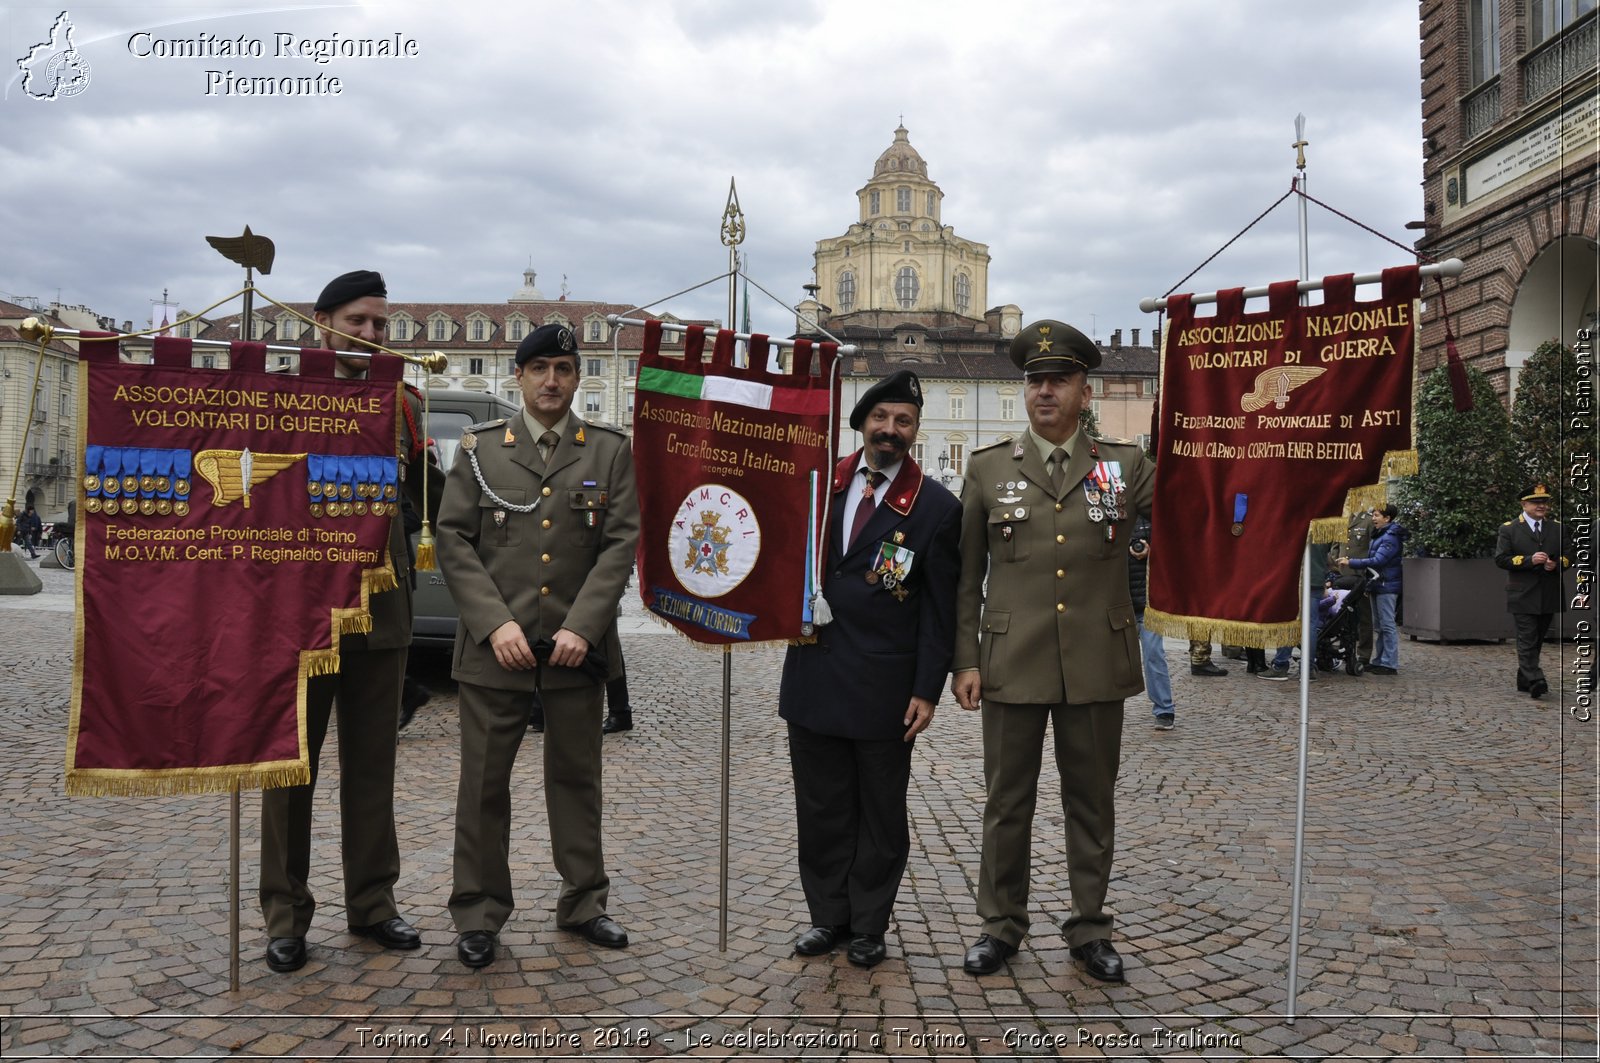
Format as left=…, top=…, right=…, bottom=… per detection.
left=1, top=1, right=1424, bottom=342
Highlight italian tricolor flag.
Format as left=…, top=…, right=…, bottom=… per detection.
left=636, top=364, right=831, bottom=416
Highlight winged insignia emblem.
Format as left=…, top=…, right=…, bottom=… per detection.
left=1240, top=366, right=1326, bottom=412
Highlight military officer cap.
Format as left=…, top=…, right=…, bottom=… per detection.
left=1521, top=483, right=1554, bottom=502
left=515, top=322, right=579, bottom=367
left=849, top=368, right=924, bottom=430
left=314, top=269, right=387, bottom=312
left=1009, top=319, right=1100, bottom=376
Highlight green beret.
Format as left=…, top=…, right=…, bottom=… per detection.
left=1009, top=319, right=1100, bottom=375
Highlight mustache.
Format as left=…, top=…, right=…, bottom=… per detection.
left=870, top=432, right=906, bottom=447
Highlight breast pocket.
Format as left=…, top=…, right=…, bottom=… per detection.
left=479, top=487, right=527, bottom=548
left=988, top=505, right=1030, bottom=563
left=569, top=487, right=609, bottom=546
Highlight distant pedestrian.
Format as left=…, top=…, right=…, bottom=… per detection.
left=19, top=506, right=42, bottom=558
left=1343, top=504, right=1407, bottom=676
left=1494, top=484, right=1571, bottom=699
left=1127, top=516, right=1175, bottom=729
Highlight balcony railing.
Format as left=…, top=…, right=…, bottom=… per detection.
left=1462, top=76, right=1502, bottom=142
left=1523, top=11, right=1598, bottom=105
left=23, top=460, right=71, bottom=479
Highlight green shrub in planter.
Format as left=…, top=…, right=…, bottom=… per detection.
left=1510, top=339, right=1581, bottom=522
left=1394, top=364, right=1519, bottom=558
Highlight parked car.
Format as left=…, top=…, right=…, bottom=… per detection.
left=409, top=388, right=522, bottom=649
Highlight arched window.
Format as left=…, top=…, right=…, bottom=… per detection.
left=837, top=270, right=856, bottom=313
left=870, top=190, right=881, bottom=214
left=954, top=272, right=971, bottom=315
left=926, top=190, right=935, bottom=216
left=896, top=187, right=911, bottom=212
left=895, top=267, right=919, bottom=309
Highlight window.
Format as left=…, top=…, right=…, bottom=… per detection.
left=894, top=266, right=919, bottom=308
left=392, top=318, right=409, bottom=340
left=584, top=391, right=603, bottom=414
left=911, top=442, right=925, bottom=466
left=471, top=319, right=486, bottom=341
left=58, top=393, right=67, bottom=419
left=1142, top=377, right=1158, bottom=397
left=59, top=361, right=69, bottom=381
left=1532, top=0, right=1595, bottom=46
left=200, top=354, right=216, bottom=369
left=896, top=187, right=911, bottom=212
left=586, top=357, right=604, bottom=377
left=178, top=321, right=191, bottom=338
left=250, top=317, right=262, bottom=340
left=625, top=390, right=636, bottom=415
left=954, top=272, right=971, bottom=315
left=279, top=319, right=295, bottom=342
left=432, top=318, right=447, bottom=341
left=870, top=190, right=881, bottom=214
left=588, top=320, right=602, bottom=342
left=838, top=270, right=856, bottom=313
left=625, top=357, right=639, bottom=378
left=926, top=191, right=935, bottom=216
left=468, top=357, right=484, bottom=375
left=1000, top=396, right=1016, bottom=420
left=277, top=355, right=292, bottom=369
left=506, top=357, right=516, bottom=373
left=903, top=240, right=911, bottom=253
left=508, top=319, right=525, bottom=341
left=1469, top=0, right=1500, bottom=86
left=947, top=443, right=965, bottom=475
left=949, top=393, right=965, bottom=419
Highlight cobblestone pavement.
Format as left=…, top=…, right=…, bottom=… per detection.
left=1, top=554, right=1596, bottom=1059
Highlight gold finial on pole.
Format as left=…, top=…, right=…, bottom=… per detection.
left=720, top=177, right=746, bottom=249
left=19, top=316, right=53, bottom=345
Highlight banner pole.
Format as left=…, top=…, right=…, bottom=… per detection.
left=230, top=782, right=241, bottom=993
left=719, top=646, right=732, bottom=952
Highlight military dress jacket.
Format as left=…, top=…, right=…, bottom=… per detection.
left=953, top=428, right=1155, bottom=706
left=368, top=386, right=442, bottom=650
left=1494, top=514, right=1572, bottom=615
left=778, top=452, right=961, bottom=741
left=437, top=415, right=639, bottom=691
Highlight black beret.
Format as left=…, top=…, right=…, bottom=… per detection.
left=314, top=269, right=387, bottom=312
left=850, top=369, right=923, bottom=430
left=1009, top=319, right=1100, bottom=375
left=515, top=322, right=579, bottom=367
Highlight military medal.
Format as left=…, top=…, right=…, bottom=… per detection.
left=865, top=570, right=880, bottom=585
left=139, top=498, right=156, bottom=515
left=102, top=498, right=119, bottom=515
left=139, top=474, right=155, bottom=493
left=354, top=501, right=369, bottom=516
left=1085, top=487, right=1101, bottom=505
left=85, top=497, right=103, bottom=514
left=1104, top=522, right=1116, bottom=542
left=84, top=474, right=101, bottom=493
left=174, top=501, right=189, bottom=517
left=310, top=503, right=324, bottom=518
left=156, top=499, right=172, bottom=516
left=383, top=484, right=398, bottom=500
left=1231, top=493, right=1248, bottom=537
left=155, top=476, right=171, bottom=493
left=1002, top=525, right=1013, bottom=542
left=1088, top=505, right=1104, bottom=523
left=174, top=478, right=190, bottom=497
left=493, top=510, right=507, bottom=528
left=122, top=474, right=140, bottom=495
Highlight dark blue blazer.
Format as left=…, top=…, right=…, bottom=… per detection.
left=779, top=451, right=961, bottom=741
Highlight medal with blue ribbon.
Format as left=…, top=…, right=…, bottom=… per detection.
left=1232, top=493, right=1247, bottom=537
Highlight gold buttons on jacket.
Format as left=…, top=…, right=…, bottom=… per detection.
left=1056, top=534, right=1066, bottom=544
left=541, top=518, right=552, bottom=529
left=1055, top=503, right=1063, bottom=512
left=540, top=553, right=551, bottom=563
left=1056, top=602, right=1066, bottom=613
left=540, top=586, right=551, bottom=596
left=1056, top=569, right=1065, bottom=579
left=541, top=486, right=552, bottom=497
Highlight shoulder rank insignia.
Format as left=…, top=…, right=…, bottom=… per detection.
left=584, top=418, right=626, bottom=436
left=1092, top=433, right=1136, bottom=446
left=464, top=417, right=507, bottom=434
left=973, top=435, right=1014, bottom=454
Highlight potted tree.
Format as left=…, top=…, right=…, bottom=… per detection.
left=1395, top=364, right=1520, bottom=641
left=1510, top=338, right=1591, bottom=641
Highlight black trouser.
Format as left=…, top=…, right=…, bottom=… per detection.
left=1513, top=612, right=1554, bottom=689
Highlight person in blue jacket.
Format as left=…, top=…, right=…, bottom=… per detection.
left=1343, top=503, right=1407, bottom=676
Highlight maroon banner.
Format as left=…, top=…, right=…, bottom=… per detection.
left=66, top=336, right=400, bottom=795
left=632, top=323, right=839, bottom=643
left=1146, top=267, right=1420, bottom=645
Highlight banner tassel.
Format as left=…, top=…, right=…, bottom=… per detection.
left=415, top=520, right=437, bottom=571
left=811, top=593, right=834, bottom=627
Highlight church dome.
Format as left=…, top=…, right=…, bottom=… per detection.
left=872, top=124, right=928, bottom=180
left=510, top=267, right=544, bottom=303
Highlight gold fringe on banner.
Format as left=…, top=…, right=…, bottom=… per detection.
left=365, top=566, right=398, bottom=595
left=306, top=651, right=341, bottom=677
left=1143, top=607, right=1304, bottom=651
left=338, top=613, right=371, bottom=635
left=65, top=763, right=310, bottom=797
left=1308, top=516, right=1348, bottom=544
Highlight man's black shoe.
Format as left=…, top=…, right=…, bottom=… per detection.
left=602, top=711, right=633, bottom=734
left=1529, top=678, right=1549, bottom=699
left=1191, top=661, right=1228, bottom=677
left=1070, top=938, right=1125, bottom=983
left=962, top=934, right=1016, bottom=975
left=847, top=934, right=887, bottom=968
left=1517, top=678, right=1530, bottom=692
left=1368, top=664, right=1398, bottom=675
left=560, top=915, right=629, bottom=948
left=265, top=936, right=306, bottom=973
left=794, top=925, right=848, bottom=956
left=398, top=679, right=431, bottom=731
left=456, top=930, right=496, bottom=968
left=350, top=916, right=421, bottom=950
left=528, top=715, right=544, bottom=734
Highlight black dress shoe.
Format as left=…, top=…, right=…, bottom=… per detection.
left=456, top=930, right=496, bottom=968
left=560, top=914, right=629, bottom=948
left=847, top=934, right=887, bottom=968
left=528, top=716, right=544, bottom=733
left=399, top=678, right=431, bottom=731
left=1529, top=678, right=1549, bottom=699
left=1190, top=661, right=1228, bottom=677
left=794, top=924, right=848, bottom=956
left=1070, top=938, right=1126, bottom=983
left=1367, top=664, right=1398, bottom=675
left=350, top=916, right=421, bottom=950
left=602, top=711, right=633, bottom=734
left=265, top=936, right=306, bottom=973
left=962, top=934, right=1016, bottom=975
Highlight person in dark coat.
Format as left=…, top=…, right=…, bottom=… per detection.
left=778, top=369, right=961, bottom=969
left=1494, top=484, right=1573, bottom=699
left=1344, top=503, right=1408, bottom=675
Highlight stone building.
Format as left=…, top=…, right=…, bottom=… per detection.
left=1415, top=0, right=1598, bottom=396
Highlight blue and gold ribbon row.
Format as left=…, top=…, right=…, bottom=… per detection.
left=307, top=454, right=399, bottom=518
left=83, top=446, right=192, bottom=516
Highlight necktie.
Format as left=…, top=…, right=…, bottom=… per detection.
left=1049, top=447, right=1068, bottom=494
left=848, top=469, right=886, bottom=549
left=538, top=430, right=559, bottom=464
left=1532, top=520, right=1542, bottom=538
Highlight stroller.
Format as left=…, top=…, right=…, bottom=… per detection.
left=1314, top=567, right=1378, bottom=676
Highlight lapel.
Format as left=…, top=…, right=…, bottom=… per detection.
left=830, top=450, right=922, bottom=563
left=543, top=419, right=585, bottom=482
left=505, top=417, right=544, bottom=480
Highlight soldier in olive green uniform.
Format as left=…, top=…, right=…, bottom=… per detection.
left=952, top=320, right=1154, bottom=984
left=259, top=270, right=440, bottom=974
left=437, top=324, right=639, bottom=969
